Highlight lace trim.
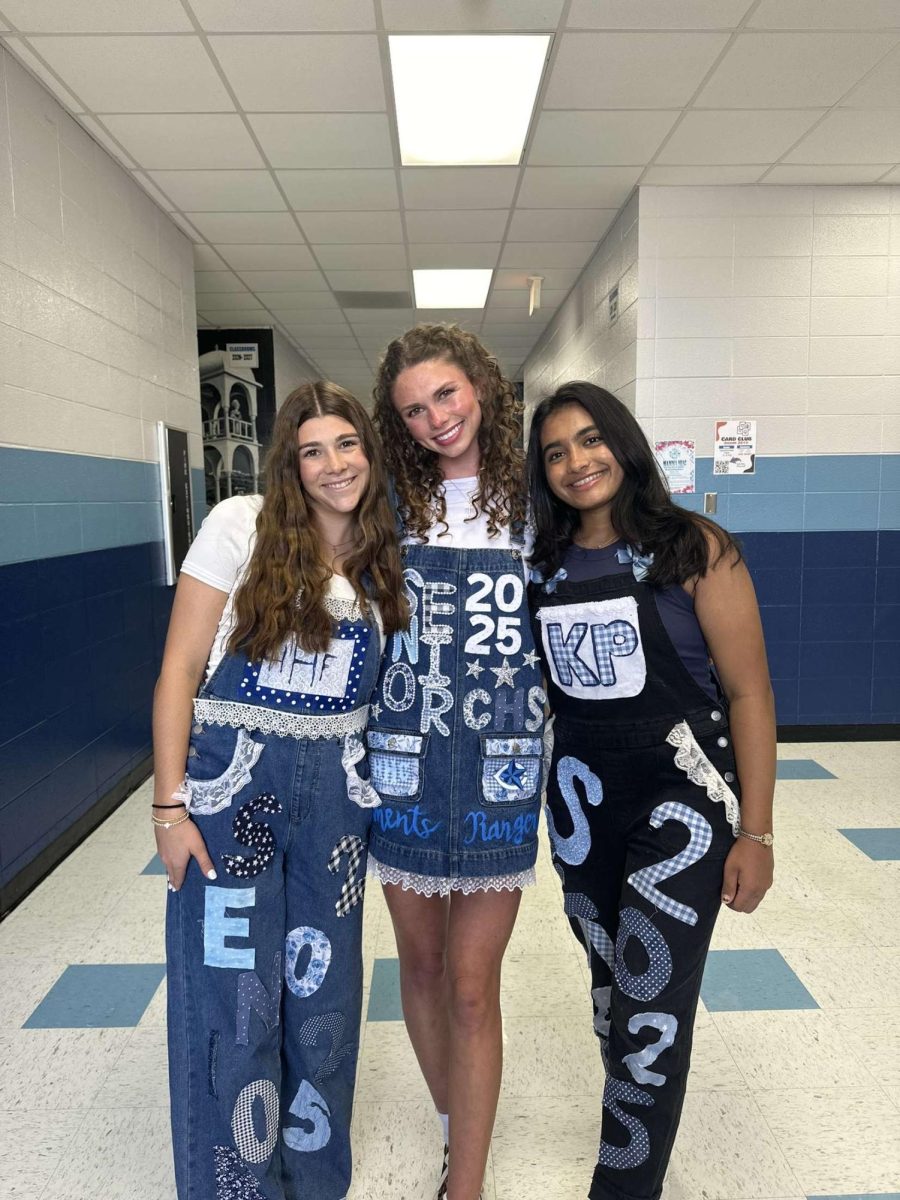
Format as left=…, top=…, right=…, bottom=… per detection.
left=193, top=697, right=368, bottom=741
left=367, top=858, right=536, bottom=896
left=665, top=721, right=741, bottom=834
left=323, top=594, right=364, bottom=621
left=187, top=727, right=263, bottom=816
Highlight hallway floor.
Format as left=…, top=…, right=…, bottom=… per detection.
left=1, top=741, right=898, bottom=1200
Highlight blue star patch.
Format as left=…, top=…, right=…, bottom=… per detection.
left=495, top=759, right=526, bottom=791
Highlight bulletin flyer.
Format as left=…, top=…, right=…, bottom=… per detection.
left=714, top=419, right=757, bottom=475
left=654, top=439, right=696, bottom=493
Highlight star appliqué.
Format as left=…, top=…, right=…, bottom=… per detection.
left=489, top=657, right=521, bottom=689
left=370, top=702, right=382, bottom=720
left=495, top=759, right=526, bottom=791
left=466, top=659, right=485, bottom=678
left=523, top=650, right=540, bottom=668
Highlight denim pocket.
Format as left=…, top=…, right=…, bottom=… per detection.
left=479, top=734, right=543, bottom=805
left=186, top=726, right=264, bottom=816
left=366, top=730, right=428, bottom=802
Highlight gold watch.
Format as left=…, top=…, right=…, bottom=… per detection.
left=737, top=826, right=774, bottom=847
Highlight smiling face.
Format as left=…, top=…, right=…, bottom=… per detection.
left=539, top=402, right=625, bottom=515
left=391, top=357, right=483, bottom=477
left=296, top=414, right=370, bottom=522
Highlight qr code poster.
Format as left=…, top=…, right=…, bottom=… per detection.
left=654, top=439, right=695, bottom=493
left=714, top=419, right=756, bottom=475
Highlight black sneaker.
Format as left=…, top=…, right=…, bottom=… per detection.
left=435, top=1144, right=449, bottom=1199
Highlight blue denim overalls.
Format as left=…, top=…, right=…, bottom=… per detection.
left=530, top=560, right=740, bottom=1200
left=367, top=541, right=546, bottom=889
left=166, top=599, right=381, bottom=1200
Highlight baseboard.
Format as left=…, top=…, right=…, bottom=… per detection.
left=777, top=724, right=899, bottom=742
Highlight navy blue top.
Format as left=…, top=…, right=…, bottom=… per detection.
left=562, top=540, right=719, bottom=701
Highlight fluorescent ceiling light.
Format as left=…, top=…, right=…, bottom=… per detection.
left=390, top=35, right=550, bottom=166
left=414, top=269, right=493, bottom=309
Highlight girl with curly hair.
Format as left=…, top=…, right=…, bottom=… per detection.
left=153, top=382, right=407, bottom=1200
left=368, top=325, right=546, bottom=1200
left=527, top=382, right=775, bottom=1200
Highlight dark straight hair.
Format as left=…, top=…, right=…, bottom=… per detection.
left=526, top=381, right=740, bottom=588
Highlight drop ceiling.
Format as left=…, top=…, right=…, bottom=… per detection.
left=2, top=0, right=898, bottom=394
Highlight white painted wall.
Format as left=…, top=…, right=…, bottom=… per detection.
left=272, top=327, right=317, bottom=410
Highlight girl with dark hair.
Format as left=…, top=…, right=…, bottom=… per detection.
left=369, top=324, right=545, bottom=1200
left=526, top=382, right=775, bottom=1200
left=153, top=381, right=407, bottom=1200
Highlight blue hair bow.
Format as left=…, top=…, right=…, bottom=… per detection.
left=529, top=565, right=568, bottom=594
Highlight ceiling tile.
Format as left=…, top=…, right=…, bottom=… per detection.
left=500, top=242, right=595, bottom=268
left=494, top=268, right=580, bottom=290
left=342, top=307, right=414, bottom=324
left=401, top=167, right=519, bottom=209
left=32, top=34, right=234, bottom=111
left=409, top=244, right=500, bottom=268
left=297, top=211, right=404, bottom=243
left=486, top=288, right=567, bottom=309
left=764, top=164, right=894, bottom=183
left=240, top=271, right=329, bottom=292
left=217, top=244, right=317, bottom=269
left=278, top=169, right=398, bottom=211
left=842, top=45, right=900, bottom=107
left=528, top=110, right=678, bottom=165
left=201, top=315, right=274, bottom=327
left=100, top=114, right=264, bottom=169
left=567, top=0, right=753, bottom=27
left=784, top=110, right=900, bottom=163
left=208, top=34, right=385, bottom=111
left=878, top=165, right=900, bottom=181
left=696, top=32, right=892, bottom=107
left=266, top=293, right=341, bottom=313
left=249, top=113, right=393, bottom=169
left=195, top=290, right=258, bottom=308
left=381, top=0, right=564, bottom=29
left=404, top=209, right=510, bottom=242
left=194, top=271, right=248, bottom=292
left=323, top=269, right=410, bottom=290
left=518, top=166, right=640, bottom=208
left=193, top=245, right=228, bottom=271
left=313, top=244, right=408, bottom=269
left=76, top=114, right=137, bottom=167
left=283, top=321, right=352, bottom=336
left=1, top=37, right=84, bottom=111
left=507, top=208, right=617, bottom=241
left=1, top=0, right=193, bottom=31
left=149, top=170, right=286, bottom=212
left=748, top=0, right=900, bottom=29
left=191, top=0, right=376, bottom=30
left=132, top=172, right=174, bottom=211
left=642, top=165, right=765, bottom=183
left=657, top=110, right=823, bottom=164
left=545, top=32, right=729, bottom=107
left=282, top=311, right=350, bottom=328
left=186, top=212, right=303, bottom=242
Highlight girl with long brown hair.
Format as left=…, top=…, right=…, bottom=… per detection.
left=153, top=381, right=406, bottom=1200
left=367, top=324, right=547, bottom=1200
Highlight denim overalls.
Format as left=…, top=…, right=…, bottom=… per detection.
left=530, top=562, right=740, bottom=1200
left=166, top=601, right=381, bottom=1200
left=367, top=542, right=546, bottom=889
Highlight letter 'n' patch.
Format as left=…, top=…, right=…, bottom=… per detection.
left=537, top=596, right=646, bottom=700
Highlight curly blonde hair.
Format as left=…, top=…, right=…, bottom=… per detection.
left=228, top=381, right=408, bottom=660
left=372, top=324, right=526, bottom=542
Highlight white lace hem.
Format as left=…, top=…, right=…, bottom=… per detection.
left=367, top=857, right=536, bottom=896
left=665, top=720, right=741, bottom=834
left=193, top=697, right=368, bottom=741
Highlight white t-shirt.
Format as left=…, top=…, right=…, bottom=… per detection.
left=411, top=476, right=533, bottom=556
left=181, top=494, right=379, bottom=679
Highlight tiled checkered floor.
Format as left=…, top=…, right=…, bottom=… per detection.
left=1, top=741, right=898, bottom=1199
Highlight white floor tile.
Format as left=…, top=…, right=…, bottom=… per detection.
left=0, top=1109, right=87, bottom=1199
left=39, top=1107, right=175, bottom=1200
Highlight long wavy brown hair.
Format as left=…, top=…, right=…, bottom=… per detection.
left=373, top=324, right=526, bottom=541
left=228, top=381, right=408, bottom=660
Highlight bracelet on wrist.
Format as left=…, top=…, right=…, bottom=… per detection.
left=151, top=810, right=190, bottom=830
left=152, top=802, right=186, bottom=809
left=736, top=825, right=774, bottom=846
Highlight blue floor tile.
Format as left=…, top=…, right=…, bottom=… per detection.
left=776, top=759, right=836, bottom=780
left=23, top=963, right=166, bottom=1029
left=839, top=828, right=900, bottom=861
left=701, top=949, right=818, bottom=1012
left=142, top=853, right=166, bottom=875
left=367, top=957, right=402, bottom=1022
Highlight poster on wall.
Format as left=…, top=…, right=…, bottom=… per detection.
left=714, top=418, right=756, bottom=475
left=654, top=439, right=695, bottom=493
left=196, top=328, right=275, bottom=512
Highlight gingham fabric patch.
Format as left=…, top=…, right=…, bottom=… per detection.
left=327, top=834, right=366, bottom=917
left=627, top=800, right=712, bottom=927
left=230, top=1078, right=279, bottom=1164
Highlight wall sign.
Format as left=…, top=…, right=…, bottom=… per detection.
left=654, top=439, right=695, bottom=493
left=714, top=419, right=756, bottom=475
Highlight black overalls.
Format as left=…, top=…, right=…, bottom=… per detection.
left=530, top=560, right=740, bottom=1200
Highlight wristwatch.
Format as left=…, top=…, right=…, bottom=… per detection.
left=737, top=826, right=774, bottom=846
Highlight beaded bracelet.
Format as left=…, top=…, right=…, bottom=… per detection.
left=151, top=810, right=190, bottom=830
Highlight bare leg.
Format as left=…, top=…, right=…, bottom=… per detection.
left=444, top=887, right=522, bottom=1200
left=383, top=883, right=452, bottom=1113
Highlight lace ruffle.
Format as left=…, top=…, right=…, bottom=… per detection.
left=665, top=720, right=741, bottom=834
left=367, top=858, right=536, bottom=896
left=187, top=727, right=263, bottom=816
left=193, top=697, right=368, bottom=741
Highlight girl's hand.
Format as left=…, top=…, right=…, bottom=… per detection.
left=721, top=838, right=773, bottom=913
left=155, top=817, right=217, bottom=891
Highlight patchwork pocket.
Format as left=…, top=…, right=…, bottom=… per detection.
left=479, top=734, right=543, bottom=805
left=367, top=730, right=428, bottom=801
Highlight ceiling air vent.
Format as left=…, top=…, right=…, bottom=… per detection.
left=333, top=291, right=414, bottom=309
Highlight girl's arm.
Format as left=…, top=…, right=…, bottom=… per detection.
left=152, top=575, right=229, bottom=889
left=692, top=538, right=776, bottom=913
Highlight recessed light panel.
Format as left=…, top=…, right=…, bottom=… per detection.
left=413, top=269, right=493, bottom=308
left=390, top=35, right=550, bottom=166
